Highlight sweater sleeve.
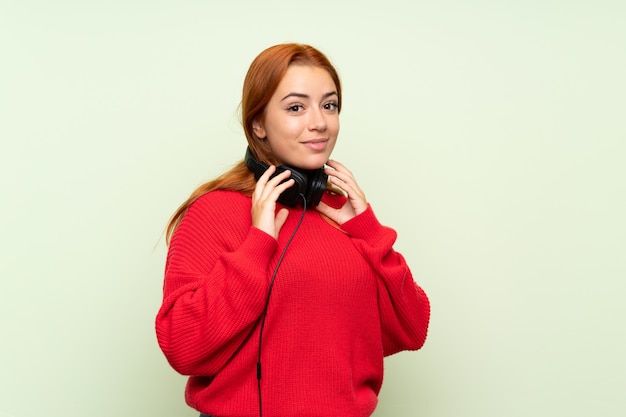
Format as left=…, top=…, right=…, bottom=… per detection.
left=340, top=204, right=430, bottom=356
left=155, top=192, right=276, bottom=376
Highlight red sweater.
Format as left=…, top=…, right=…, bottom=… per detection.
left=156, top=190, right=430, bottom=417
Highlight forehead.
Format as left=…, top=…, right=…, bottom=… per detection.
left=273, top=65, right=337, bottom=97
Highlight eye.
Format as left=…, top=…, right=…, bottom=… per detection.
left=323, top=101, right=339, bottom=111
left=286, top=104, right=304, bottom=112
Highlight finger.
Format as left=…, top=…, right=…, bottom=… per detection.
left=266, top=169, right=293, bottom=188
left=264, top=169, right=294, bottom=198
left=274, top=208, right=290, bottom=233
left=268, top=178, right=295, bottom=202
left=257, top=166, right=291, bottom=194
left=325, top=167, right=362, bottom=197
left=325, top=159, right=351, bottom=174
left=258, top=164, right=277, bottom=184
left=254, top=165, right=277, bottom=198
left=324, top=165, right=368, bottom=216
left=324, top=163, right=357, bottom=186
left=315, top=201, right=333, bottom=218
left=256, top=169, right=292, bottom=201
left=316, top=200, right=354, bottom=225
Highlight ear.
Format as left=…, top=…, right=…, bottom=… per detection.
left=252, top=119, right=266, bottom=139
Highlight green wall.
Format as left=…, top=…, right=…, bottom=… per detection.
left=1, top=1, right=625, bottom=416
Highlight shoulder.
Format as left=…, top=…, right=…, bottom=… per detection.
left=191, top=190, right=250, bottom=210
left=171, top=190, right=251, bottom=247
left=182, top=190, right=251, bottom=226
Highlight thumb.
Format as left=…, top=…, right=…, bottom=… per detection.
left=274, top=208, right=290, bottom=237
left=315, top=201, right=337, bottom=223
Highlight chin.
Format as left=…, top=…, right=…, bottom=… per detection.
left=297, top=156, right=329, bottom=170
left=280, top=147, right=334, bottom=170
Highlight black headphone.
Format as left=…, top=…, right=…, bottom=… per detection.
left=244, top=147, right=327, bottom=208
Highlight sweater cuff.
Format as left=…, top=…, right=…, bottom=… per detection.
left=340, top=204, right=393, bottom=242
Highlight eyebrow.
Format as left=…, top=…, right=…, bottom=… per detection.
left=280, top=91, right=339, bottom=102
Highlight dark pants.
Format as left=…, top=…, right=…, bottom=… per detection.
left=199, top=414, right=215, bottom=417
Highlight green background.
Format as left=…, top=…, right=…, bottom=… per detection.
left=1, top=1, right=625, bottom=416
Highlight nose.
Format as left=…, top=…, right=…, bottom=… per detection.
left=308, top=107, right=327, bottom=132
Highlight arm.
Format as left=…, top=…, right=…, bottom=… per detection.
left=341, top=205, right=430, bottom=356
left=316, top=160, right=430, bottom=355
left=155, top=192, right=276, bottom=376
left=156, top=167, right=296, bottom=376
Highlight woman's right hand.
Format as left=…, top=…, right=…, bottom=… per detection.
left=251, top=165, right=294, bottom=239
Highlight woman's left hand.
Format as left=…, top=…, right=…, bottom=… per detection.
left=315, top=159, right=368, bottom=225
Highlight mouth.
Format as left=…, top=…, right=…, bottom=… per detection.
left=302, top=139, right=329, bottom=151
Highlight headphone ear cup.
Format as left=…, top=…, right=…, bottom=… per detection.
left=275, top=166, right=307, bottom=207
left=244, top=147, right=327, bottom=208
left=306, top=168, right=328, bottom=207
left=244, top=147, right=268, bottom=180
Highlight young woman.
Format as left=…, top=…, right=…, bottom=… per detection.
left=156, top=43, right=430, bottom=417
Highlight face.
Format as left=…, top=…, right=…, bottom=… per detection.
left=253, top=65, right=340, bottom=170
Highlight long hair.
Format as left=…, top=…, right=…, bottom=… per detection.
left=165, top=43, right=342, bottom=244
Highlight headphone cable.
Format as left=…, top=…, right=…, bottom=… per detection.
left=257, top=194, right=307, bottom=417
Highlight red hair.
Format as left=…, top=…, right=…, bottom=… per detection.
left=165, top=43, right=342, bottom=243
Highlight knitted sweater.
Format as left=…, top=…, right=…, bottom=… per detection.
left=156, top=190, right=430, bottom=417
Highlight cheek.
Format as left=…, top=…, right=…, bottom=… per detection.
left=267, top=116, right=304, bottom=139
left=329, top=117, right=340, bottom=136
left=282, top=118, right=308, bottom=138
